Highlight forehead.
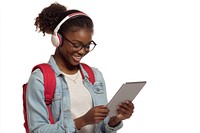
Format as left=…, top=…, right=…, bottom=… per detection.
left=64, top=28, right=93, bottom=40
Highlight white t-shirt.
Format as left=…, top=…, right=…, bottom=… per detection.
left=62, top=71, right=95, bottom=133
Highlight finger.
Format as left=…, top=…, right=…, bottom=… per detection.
left=126, top=101, right=134, bottom=109
left=93, top=116, right=106, bottom=123
left=117, top=106, right=129, bottom=114
left=96, top=105, right=108, bottom=109
left=94, top=106, right=109, bottom=114
left=117, top=104, right=133, bottom=115
left=122, top=101, right=134, bottom=108
left=119, top=103, right=131, bottom=111
left=94, top=112, right=108, bottom=117
left=116, top=108, right=133, bottom=119
left=93, top=109, right=109, bottom=117
left=119, top=102, right=134, bottom=112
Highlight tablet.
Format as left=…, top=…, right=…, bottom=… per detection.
left=107, top=81, right=146, bottom=117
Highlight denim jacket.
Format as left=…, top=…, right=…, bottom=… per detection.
left=26, top=56, right=123, bottom=133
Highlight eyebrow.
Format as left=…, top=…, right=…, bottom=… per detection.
left=62, top=35, right=92, bottom=45
left=70, top=39, right=84, bottom=44
left=70, top=39, right=92, bottom=45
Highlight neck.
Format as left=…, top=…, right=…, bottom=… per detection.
left=53, top=49, right=79, bottom=74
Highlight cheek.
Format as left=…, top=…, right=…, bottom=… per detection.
left=61, top=44, right=72, bottom=53
left=60, top=46, right=73, bottom=58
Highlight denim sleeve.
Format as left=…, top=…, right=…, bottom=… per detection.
left=26, top=69, right=72, bottom=133
left=103, top=117, right=123, bottom=133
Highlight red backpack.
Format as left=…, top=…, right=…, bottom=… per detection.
left=22, top=63, right=95, bottom=133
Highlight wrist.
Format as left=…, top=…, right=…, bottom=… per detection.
left=74, top=116, right=86, bottom=130
left=108, top=117, right=121, bottom=127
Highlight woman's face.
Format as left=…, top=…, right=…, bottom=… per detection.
left=59, top=28, right=93, bottom=66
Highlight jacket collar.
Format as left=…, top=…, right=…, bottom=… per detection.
left=48, top=55, right=89, bottom=80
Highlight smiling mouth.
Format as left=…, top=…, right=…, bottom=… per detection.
left=72, top=55, right=82, bottom=62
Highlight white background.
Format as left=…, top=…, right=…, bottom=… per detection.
left=0, top=0, right=200, bottom=132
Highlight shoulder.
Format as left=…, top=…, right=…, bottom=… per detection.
left=90, top=66, right=106, bottom=83
left=27, top=68, right=44, bottom=93
left=91, top=67, right=103, bottom=76
left=29, top=68, right=44, bottom=82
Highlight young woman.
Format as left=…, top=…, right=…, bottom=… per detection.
left=26, top=2, right=134, bottom=133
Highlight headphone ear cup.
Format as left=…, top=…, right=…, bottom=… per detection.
left=51, top=33, right=62, bottom=47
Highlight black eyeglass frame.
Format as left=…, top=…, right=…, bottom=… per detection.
left=62, top=36, right=97, bottom=52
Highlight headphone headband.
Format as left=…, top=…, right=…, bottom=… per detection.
left=53, top=12, right=88, bottom=35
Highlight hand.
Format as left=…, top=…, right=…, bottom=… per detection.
left=116, top=101, right=134, bottom=121
left=83, top=105, right=109, bottom=125
left=75, top=105, right=109, bottom=129
left=108, top=101, right=134, bottom=127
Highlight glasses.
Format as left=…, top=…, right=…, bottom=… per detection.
left=62, top=36, right=97, bottom=52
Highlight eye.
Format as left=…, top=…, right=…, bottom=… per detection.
left=85, top=45, right=90, bottom=49
left=72, top=43, right=82, bottom=48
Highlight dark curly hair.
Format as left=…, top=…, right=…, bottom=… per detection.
left=34, top=2, right=94, bottom=36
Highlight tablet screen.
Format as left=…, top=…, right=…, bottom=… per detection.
left=107, top=81, right=146, bottom=117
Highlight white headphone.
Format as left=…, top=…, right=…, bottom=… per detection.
left=51, top=12, right=88, bottom=47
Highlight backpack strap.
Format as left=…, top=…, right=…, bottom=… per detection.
left=32, top=63, right=56, bottom=124
left=80, top=63, right=95, bottom=85
left=22, top=83, right=29, bottom=133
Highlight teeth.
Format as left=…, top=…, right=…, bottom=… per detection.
left=75, top=56, right=81, bottom=59
left=73, top=56, right=82, bottom=61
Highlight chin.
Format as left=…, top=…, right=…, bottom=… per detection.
left=71, top=61, right=80, bottom=67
